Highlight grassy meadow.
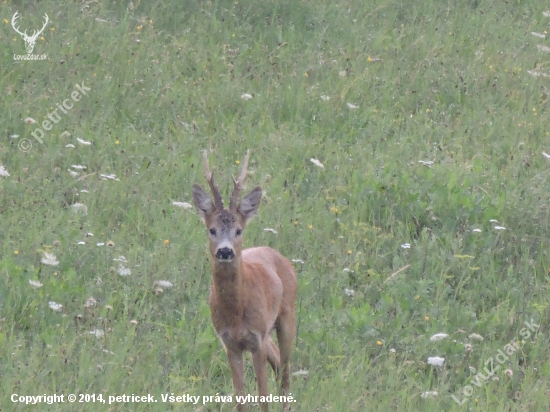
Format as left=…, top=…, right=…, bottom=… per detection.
left=1, top=0, right=550, bottom=410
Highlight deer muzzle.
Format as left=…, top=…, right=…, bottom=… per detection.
left=216, top=247, right=235, bottom=262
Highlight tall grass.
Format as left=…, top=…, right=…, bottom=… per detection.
left=1, top=0, right=549, bottom=410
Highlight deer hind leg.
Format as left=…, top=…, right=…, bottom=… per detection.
left=276, top=311, right=296, bottom=412
left=265, top=336, right=281, bottom=376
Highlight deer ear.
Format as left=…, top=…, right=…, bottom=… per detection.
left=238, top=186, right=262, bottom=224
left=192, top=184, right=214, bottom=223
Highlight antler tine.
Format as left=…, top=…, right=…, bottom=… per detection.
left=202, top=150, right=212, bottom=181
left=32, top=14, right=49, bottom=38
left=202, top=150, right=224, bottom=210
left=229, top=149, right=250, bottom=211
left=11, top=11, right=26, bottom=36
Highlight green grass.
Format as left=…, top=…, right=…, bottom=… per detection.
left=1, top=0, right=550, bottom=410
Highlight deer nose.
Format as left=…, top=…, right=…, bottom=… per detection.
left=216, top=247, right=235, bottom=261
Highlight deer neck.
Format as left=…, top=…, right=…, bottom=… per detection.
left=211, top=257, right=245, bottom=315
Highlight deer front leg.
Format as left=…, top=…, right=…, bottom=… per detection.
left=252, top=342, right=269, bottom=412
left=226, top=348, right=245, bottom=412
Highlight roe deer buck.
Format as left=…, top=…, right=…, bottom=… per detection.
left=192, top=150, right=297, bottom=412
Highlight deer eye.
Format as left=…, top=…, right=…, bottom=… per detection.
left=209, top=228, right=217, bottom=236
left=236, top=229, right=242, bottom=236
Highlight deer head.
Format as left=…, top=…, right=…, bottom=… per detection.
left=192, top=150, right=262, bottom=263
left=11, top=11, right=49, bottom=54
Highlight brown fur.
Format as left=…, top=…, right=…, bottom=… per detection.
left=192, top=151, right=297, bottom=412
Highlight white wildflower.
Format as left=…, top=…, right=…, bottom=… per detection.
left=118, top=264, right=132, bottom=276
left=537, top=44, right=550, bottom=53
left=527, top=70, right=550, bottom=78
left=430, top=333, right=449, bottom=342
left=347, top=102, right=359, bottom=109
left=68, top=169, right=79, bottom=177
left=113, top=256, right=127, bottom=263
left=100, top=173, right=120, bottom=181
left=542, top=152, right=550, bottom=159
left=48, top=301, right=63, bottom=312
left=344, top=288, right=355, bottom=297
left=465, top=343, right=473, bottom=352
left=65, top=144, right=75, bottom=148
left=77, top=241, right=86, bottom=245
left=427, top=356, right=445, bottom=366
left=86, top=232, right=94, bottom=237
left=71, top=165, right=87, bottom=171
left=291, top=259, right=304, bottom=264
left=80, top=189, right=89, bottom=193
left=71, top=203, right=88, bottom=215
left=310, top=158, right=324, bottom=169
left=89, top=329, right=105, bottom=338
left=418, top=160, right=434, bottom=166
left=241, top=93, right=253, bottom=100
left=24, top=117, right=36, bottom=124
left=472, top=228, right=482, bottom=233
left=41, top=252, right=59, bottom=266
left=489, top=219, right=498, bottom=223
left=401, top=243, right=411, bottom=249
left=29, top=280, right=43, bottom=288
left=544, top=11, right=550, bottom=17
left=468, top=333, right=484, bottom=341
left=320, top=95, right=331, bottom=101
left=389, top=348, right=396, bottom=353
left=420, top=391, right=438, bottom=399
left=532, top=32, right=546, bottom=39
left=84, top=297, right=97, bottom=308
left=494, top=226, right=506, bottom=230
left=0, top=166, right=10, bottom=177
left=77, top=137, right=92, bottom=146
left=172, top=201, right=193, bottom=209
left=154, top=280, right=174, bottom=288
left=263, top=228, right=278, bottom=234
left=342, top=268, right=351, bottom=272
left=291, top=370, right=309, bottom=376
left=96, top=242, right=105, bottom=246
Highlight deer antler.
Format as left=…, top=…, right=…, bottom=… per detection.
left=229, top=149, right=250, bottom=211
left=202, top=150, right=224, bottom=210
left=11, top=11, right=27, bottom=37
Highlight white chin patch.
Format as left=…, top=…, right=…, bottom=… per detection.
left=217, top=258, right=233, bottom=263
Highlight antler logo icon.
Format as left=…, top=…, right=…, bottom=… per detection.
left=11, top=11, right=49, bottom=54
